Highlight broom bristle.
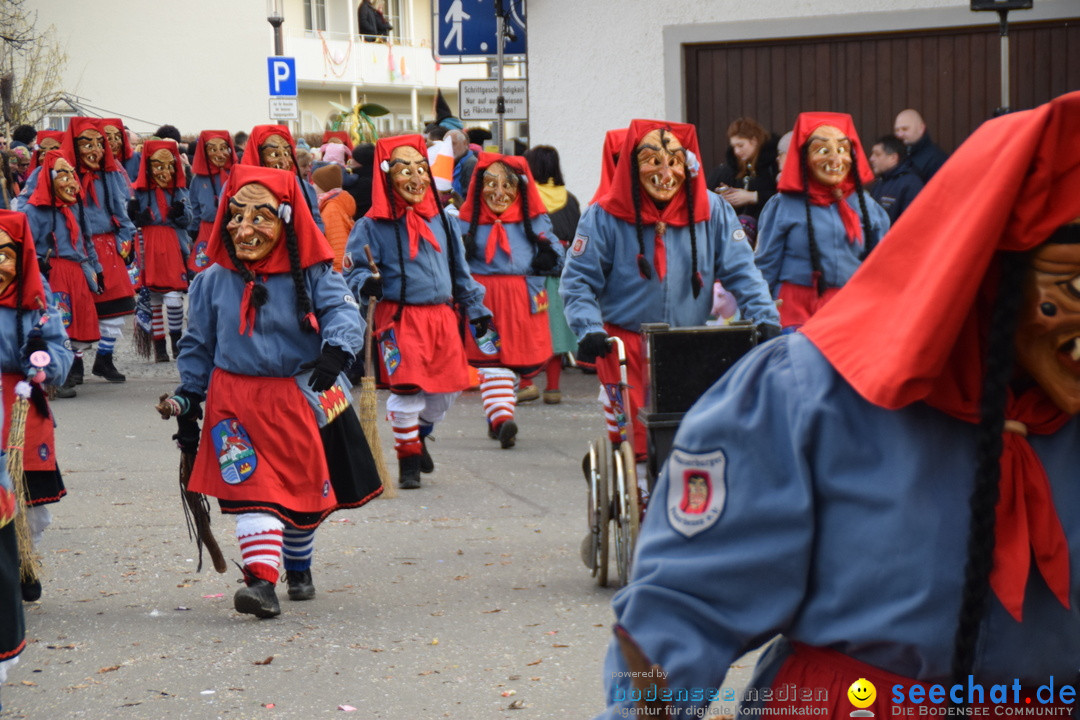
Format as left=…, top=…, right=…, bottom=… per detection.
left=6, top=397, right=40, bottom=581
left=359, top=376, right=395, bottom=499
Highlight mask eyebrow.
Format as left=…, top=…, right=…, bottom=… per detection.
left=808, top=134, right=850, bottom=145
left=636, top=143, right=662, bottom=154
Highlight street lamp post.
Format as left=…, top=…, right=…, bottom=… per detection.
left=267, top=0, right=284, bottom=56
left=970, top=0, right=1033, bottom=116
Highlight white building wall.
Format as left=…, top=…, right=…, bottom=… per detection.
left=527, top=0, right=1076, bottom=201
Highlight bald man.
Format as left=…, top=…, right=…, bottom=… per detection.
left=893, top=108, right=948, bottom=183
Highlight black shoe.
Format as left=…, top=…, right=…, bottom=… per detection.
left=153, top=338, right=170, bottom=363
left=419, top=436, right=434, bottom=474
left=398, top=454, right=422, bottom=489
left=234, top=578, right=281, bottom=618
left=54, top=376, right=77, bottom=399
left=497, top=420, right=518, bottom=449
left=92, top=353, right=126, bottom=383
left=69, top=356, right=84, bottom=385
left=170, top=331, right=183, bottom=359
left=21, top=578, right=42, bottom=602
left=285, top=569, right=315, bottom=601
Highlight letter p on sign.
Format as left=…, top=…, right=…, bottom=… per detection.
left=267, top=57, right=297, bottom=96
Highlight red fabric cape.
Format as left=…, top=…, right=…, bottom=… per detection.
left=205, top=165, right=332, bottom=274
left=458, top=152, right=548, bottom=223
left=29, top=130, right=65, bottom=172
left=590, top=128, right=627, bottom=204
left=191, top=130, right=237, bottom=177
left=132, top=139, right=187, bottom=191
left=99, top=118, right=133, bottom=163
left=597, top=119, right=710, bottom=227
left=0, top=210, right=48, bottom=311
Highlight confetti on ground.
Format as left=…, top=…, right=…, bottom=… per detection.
left=501, top=690, right=516, bottom=697
left=253, top=656, right=274, bottom=665
left=202, top=594, right=224, bottom=599
left=263, top=703, right=275, bottom=709
left=338, top=705, right=357, bottom=712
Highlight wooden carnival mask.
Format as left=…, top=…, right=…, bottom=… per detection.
left=149, top=148, right=177, bottom=189
left=51, top=158, right=78, bottom=204
left=37, top=136, right=60, bottom=165
left=481, top=161, right=519, bottom=215
left=205, top=138, right=231, bottom=169
left=259, top=134, right=294, bottom=171
left=103, top=123, right=125, bottom=161
left=75, top=127, right=106, bottom=171
left=636, top=129, right=686, bottom=204
left=226, top=182, right=283, bottom=263
left=387, top=145, right=431, bottom=206
left=806, top=125, right=852, bottom=188
left=0, top=236, right=17, bottom=297
left=1015, top=221, right=1080, bottom=415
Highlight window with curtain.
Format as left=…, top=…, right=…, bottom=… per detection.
left=304, top=0, right=327, bottom=32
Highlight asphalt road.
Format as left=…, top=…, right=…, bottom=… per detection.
left=0, top=333, right=756, bottom=720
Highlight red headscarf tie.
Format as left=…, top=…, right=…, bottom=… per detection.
left=484, top=220, right=511, bottom=264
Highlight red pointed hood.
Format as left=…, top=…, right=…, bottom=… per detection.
left=367, top=134, right=438, bottom=221
left=64, top=117, right=122, bottom=173
left=132, top=139, right=187, bottom=191
left=191, top=130, right=237, bottom=177
left=0, top=210, right=48, bottom=311
left=458, top=152, right=548, bottom=224
left=100, top=118, right=133, bottom=162
left=590, top=128, right=627, bottom=204
left=29, top=130, right=65, bottom=173
left=321, top=131, right=353, bottom=150
left=775, top=111, right=874, bottom=195
left=239, top=124, right=300, bottom=176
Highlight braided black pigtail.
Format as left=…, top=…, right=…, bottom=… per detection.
left=462, top=167, right=485, bottom=258
left=388, top=187, right=406, bottom=323
left=629, top=151, right=651, bottom=280
left=949, top=251, right=1027, bottom=693
left=685, top=173, right=702, bottom=298
left=284, top=222, right=317, bottom=333
left=799, top=142, right=826, bottom=296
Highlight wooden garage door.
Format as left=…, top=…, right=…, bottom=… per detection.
left=685, top=19, right=1080, bottom=172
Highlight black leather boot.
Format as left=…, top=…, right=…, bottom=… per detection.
left=92, top=353, right=126, bottom=383
left=497, top=420, right=518, bottom=449
left=234, top=578, right=281, bottom=618
left=419, top=436, right=434, bottom=474
left=68, top=356, right=84, bottom=385
left=286, top=569, right=315, bottom=601
left=170, top=331, right=183, bottom=359
left=54, top=373, right=77, bottom=399
left=153, top=338, right=169, bottom=363
left=398, top=454, right=422, bottom=490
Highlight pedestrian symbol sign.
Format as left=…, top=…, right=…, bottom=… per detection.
left=433, top=0, right=526, bottom=63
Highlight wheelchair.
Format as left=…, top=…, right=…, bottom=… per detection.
left=581, top=323, right=760, bottom=587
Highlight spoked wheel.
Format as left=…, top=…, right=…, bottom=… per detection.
left=612, top=441, right=640, bottom=587
left=582, top=435, right=612, bottom=586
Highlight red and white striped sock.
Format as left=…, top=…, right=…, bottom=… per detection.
left=389, top=409, right=421, bottom=459
left=236, top=513, right=284, bottom=584
left=602, top=391, right=621, bottom=446
left=479, top=368, right=516, bottom=430
left=151, top=300, right=166, bottom=341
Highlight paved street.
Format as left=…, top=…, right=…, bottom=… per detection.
left=0, top=332, right=755, bottom=719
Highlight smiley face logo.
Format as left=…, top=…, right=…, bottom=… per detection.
left=848, top=678, right=876, bottom=709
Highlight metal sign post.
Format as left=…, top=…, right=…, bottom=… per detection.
left=970, top=0, right=1033, bottom=116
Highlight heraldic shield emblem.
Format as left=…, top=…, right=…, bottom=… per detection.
left=212, top=418, right=257, bottom=484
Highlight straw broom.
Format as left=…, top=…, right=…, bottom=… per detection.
left=7, top=379, right=40, bottom=586
left=361, top=246, right=395, bottom=499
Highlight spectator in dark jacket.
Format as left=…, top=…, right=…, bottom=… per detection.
left=358, top=0, right=391, bottom=40
left=705, top=116, right=780, bottom=221
left=894, top=108, right=948, bottom=183
left=343, top=142, right=374, bottom=220
left=868, top=135, right=923, bottom=224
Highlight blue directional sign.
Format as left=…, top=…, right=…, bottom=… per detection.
left=434, top=0, right=526, bottom=62
left=267, top=56, right=297, bottom=96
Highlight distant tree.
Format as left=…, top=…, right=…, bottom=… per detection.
left=0, top=0, right=68, bottom=133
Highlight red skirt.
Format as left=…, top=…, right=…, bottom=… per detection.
left=189, top=370, right=335, bottom=516
left=595, top=323, right=648, bottom=458
left=140, top=225, right=189, bottom=293
left=466, top=274, right=551, bottom=369
left=92, top=233, right=135, bottom=316
left=48, top=258, right=100, bottom=343
left=187, top=221, right=214, bottom=274
left=374, top=301, right=471, bottom=393
left=776, top=280, right=842, bottom=330
left=2, top=374, right=57, bottom=473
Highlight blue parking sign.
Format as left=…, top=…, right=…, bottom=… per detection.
left=267, top=57, right=297, bottom=96
left=433, top=0, right=526, bottom=62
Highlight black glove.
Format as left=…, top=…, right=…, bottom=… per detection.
left=37, top=253, right=51, bottom=279
left=470, top=314, right=492, bottom=338
left=576, top=332, right=612, bottom=364
left=167, top=200, right=186, bottom=222
left=186, top=269, right=197, bottom=283
left=93, top=271, right=106, bottom=295
left=531, top=242, right=559, bottom=276
left=126, top=198, right=141, bottom=223
left=359, top=275, right=383, bottom=301
left=757, top=322, right=782, bottom=342
left=22, top=333, right=49, bottom=367
left=303, top=344, right=352, bottom=393
left=173, top=416, right=201, bottom=454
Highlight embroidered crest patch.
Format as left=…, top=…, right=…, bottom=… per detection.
left=733, top=228, right=747, bottom=242
left=666, top=447, right=727, bottom=538
left=54, top=291, right=72, bottom=328
left=570, top=234, right=589, bottom=257
left=193, top=240, right=211, bottom=269
left=343, top=293, right=359, bottom=307
left=212, top=419, right=257, bottom=485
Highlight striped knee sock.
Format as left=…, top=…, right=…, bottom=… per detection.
left=602, top=392, right=622, bottom=446
left=282, top=528, right=315, bottom=572
left=389, top=410, right=421, bottom=459
left=479, top=369, right=516, bottom=430
left=97, top=336, right=117, bottom=357
left=237, top=525, right=284, bottom=584
left=151, top=302, right=166, bottom=341
left=165, top=300, right=184, bottom=334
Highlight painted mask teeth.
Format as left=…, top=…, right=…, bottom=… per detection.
left=1064, top=336, right=1080, bottom=362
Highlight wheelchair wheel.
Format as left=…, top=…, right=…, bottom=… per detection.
left=612, top=440, right=640, bottom=587
left=583, top=435, right=611, bottom=587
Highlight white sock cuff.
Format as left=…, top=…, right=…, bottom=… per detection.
left=236, top=512, right=284, bottom=538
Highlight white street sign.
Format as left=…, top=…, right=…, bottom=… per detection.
left=458, top=79, right=528, bottom=121
left=269, top=97, right=299, bottom=121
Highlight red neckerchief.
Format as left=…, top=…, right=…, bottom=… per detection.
left=802, top=91, right=1080, bottom=621
left=458, top=153, right=547, bottom=264
left=991, top=387, right=1071, bottom=621
left=806, top=179, right=862, bottom=243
